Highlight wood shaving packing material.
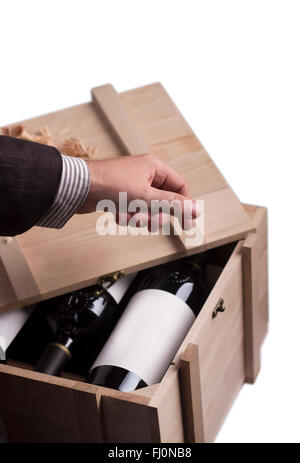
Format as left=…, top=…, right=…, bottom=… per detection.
left=1, top=125, right=97, bottom=160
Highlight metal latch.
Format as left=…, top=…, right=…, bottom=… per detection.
left=212, top=298, right=226, bottom=318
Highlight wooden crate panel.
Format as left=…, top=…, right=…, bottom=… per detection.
left=0, top=82, right=252, bottom=313
left=0, top=365, right=103, bottom=443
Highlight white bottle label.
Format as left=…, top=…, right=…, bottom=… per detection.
left=107, top=272, right=137, bottom=304
left=0, top=306, right=34, bottom=360
left=91, top=289, right=195, bottom=385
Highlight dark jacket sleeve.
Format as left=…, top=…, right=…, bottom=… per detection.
left=0, top=135, right=62, bottom=236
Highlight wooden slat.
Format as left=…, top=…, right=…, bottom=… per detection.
left=0, top=361, right=158, bottom=442
left=101, top=395, right=160, bottom=443
left=179, top=343, right=205, bottom=442
left=92, top=84, right=188, bottom=251
left=93, top=83, right=252, bottom=254
left=0, top=83, right=254, bottom=313
left=149, top=366, right=185, bottom=443
left=242, top=207, right=268, bottom=383
left=0, top=237, right=40, bottom=303
left=0, top=364, right=104, bottom=442
left=0, top=259, right=18, bottom=314
left=92, top=84, right=150, bottom=156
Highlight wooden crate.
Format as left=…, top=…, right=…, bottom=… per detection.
left=0, top=83, right=268, bottom=442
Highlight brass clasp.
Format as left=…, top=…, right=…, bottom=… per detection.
left=93, top=270, right=125, bottom=298
left=212, top=298, right=226, bottom=318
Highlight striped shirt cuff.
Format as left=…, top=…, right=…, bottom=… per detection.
left=36, top=154, right=90, bottom=229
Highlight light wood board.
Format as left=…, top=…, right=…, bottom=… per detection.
left=242, top=207, right=268, bottom=382
left=0, top=83, right=253, bottom=313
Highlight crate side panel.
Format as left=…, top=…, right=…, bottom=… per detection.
left=102, top=396, right=160, bottom=443
left=0, top=369, right=103, bottom=443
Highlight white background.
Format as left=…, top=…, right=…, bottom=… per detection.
left=0, top=0, right=299, bottom=443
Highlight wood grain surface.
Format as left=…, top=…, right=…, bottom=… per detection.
left=0, top=83, right=253, bottom=313
left=0, top=205, right=268, bottom=443
left=242, top=207, right=268, bottom=382
left=0, top=237, right=40, bottom=305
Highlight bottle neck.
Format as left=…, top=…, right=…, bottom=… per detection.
left=54, top=331, right=74, bottom=350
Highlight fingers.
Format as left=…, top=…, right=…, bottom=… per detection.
left=146, top=156, right=200, bottom=225
left=151, top=157, right=192, bottom=198
left=115, top=211, right=150, bottom=228
left=115, top=211, right=133, bottom=227
left=90, top=153, right=199, bottom=231
left=115, top=210, right=194, bottom=232
left=148, top=212, right=171, bottom=232
left=147, top=187, right=200, bottom=220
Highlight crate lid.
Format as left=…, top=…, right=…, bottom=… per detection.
left=0, top=83, right=253, bottom=313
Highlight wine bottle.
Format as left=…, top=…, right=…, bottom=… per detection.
left=6, top=300, right=62, bottom=366
left=86, top=259, right=208, bottom=392
left=0, top=305, right=35, bottom=361
left=34, top=272, right=136, bottom=376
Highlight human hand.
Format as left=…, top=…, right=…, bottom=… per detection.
left=78, top=153, right=199, bottom=230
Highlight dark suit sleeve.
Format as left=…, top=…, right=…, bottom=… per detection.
left=0, top=135, right=62, bottom=236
